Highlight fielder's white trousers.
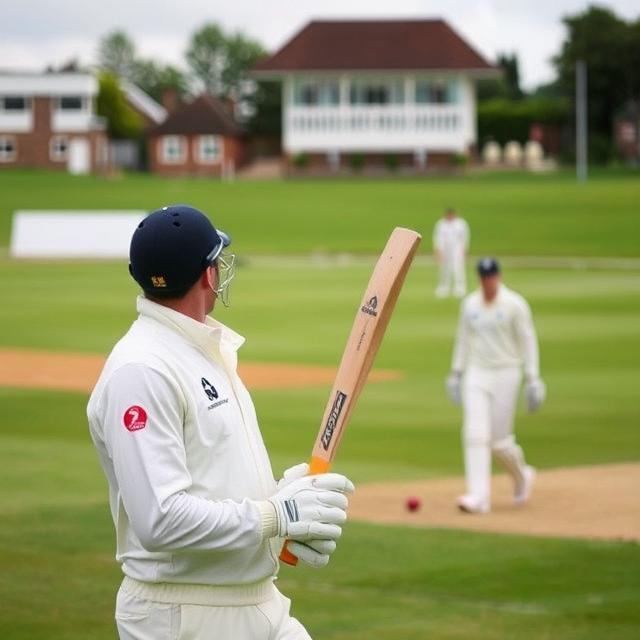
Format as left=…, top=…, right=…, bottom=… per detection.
left=436, top=249, right=466, bottom=298
left=462, top=366, right=529, bottom=506
left=115, top=576, right=311, bottom=640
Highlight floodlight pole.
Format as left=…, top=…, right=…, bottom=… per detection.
left=576, top=60, right=588, bottom=183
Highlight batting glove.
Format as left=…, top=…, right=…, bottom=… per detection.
left=526, top=378, right=546, bottom=413
left=269, top=473, right=354, bottom=542
left=277, top=462, right=310, bottom=490
left=285, top=539, right=337, bottom=568
left=446, top=371, right=463, bottom=406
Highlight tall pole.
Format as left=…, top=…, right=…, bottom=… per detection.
left=576, top=60, right=588, bottom=182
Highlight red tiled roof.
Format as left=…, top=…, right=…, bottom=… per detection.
left=150, top=94, right=241, bottom=136
left=253, top=20, right=495, bottom=73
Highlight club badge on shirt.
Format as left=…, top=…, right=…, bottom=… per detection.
left=123, top=405, right=148, bottom=432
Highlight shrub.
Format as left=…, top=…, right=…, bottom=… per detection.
left=292, top=153, right=309, bottom=169
left=349, top=153, right=365, bottom=171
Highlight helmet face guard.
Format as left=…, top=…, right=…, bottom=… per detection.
left=210, top=250, right=236, bottom=308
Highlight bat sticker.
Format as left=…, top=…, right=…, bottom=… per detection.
left=360, top=295, right=378, bottom=316
left=320, top=391, right=348, bottom=450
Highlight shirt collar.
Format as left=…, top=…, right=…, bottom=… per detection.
left=136, top=296, right=245, bottom=360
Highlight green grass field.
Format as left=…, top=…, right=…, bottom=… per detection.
left=1, top=169, right=639, bottom=639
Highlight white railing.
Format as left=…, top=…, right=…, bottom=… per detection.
left=287, top=105, right=464, bottom=134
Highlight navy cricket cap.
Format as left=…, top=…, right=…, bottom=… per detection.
left=476, top=257, right=500, bottom=277
left=129, top=205, right=230, bottom=295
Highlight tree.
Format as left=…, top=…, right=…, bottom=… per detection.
left=133, top=60, right=189, bottom=103
left=96, top=72, right=143, bottom=139
left=185, top=23, right=227, bottom=94
left=497, top=53, right=523, bottom=100
left=552, top=6, right=639, bottom=138
left=185, top=23, right=265, bottom=98
left=97, top=31, right=136, bottom=79
left=477, top=52, right=523, bottom=102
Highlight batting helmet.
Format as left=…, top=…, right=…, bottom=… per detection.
left=476, top=257, right=500, bottom=277
left=129, top=204, right=230, bottom=296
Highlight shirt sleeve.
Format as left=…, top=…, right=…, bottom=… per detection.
left=513, top=298, right=540, bottom=380
left=100, top=362, right=275, bottom=553
left=462, top=219, right=470, bottom=251
left=433, top=220, right=443, bottom=252
left=451, top=299, right=469, bottom=373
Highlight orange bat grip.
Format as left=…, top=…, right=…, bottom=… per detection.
left=279, top=456, right=332, bottom=566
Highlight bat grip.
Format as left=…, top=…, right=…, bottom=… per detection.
left=279, top=456, right=331, bottom=566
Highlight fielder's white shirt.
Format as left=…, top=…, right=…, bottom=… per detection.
left=87, top=296, right=280, bottom=586
left=433, top=217, right=470, bottom=256
left=452, top=284, right=540, bottom=379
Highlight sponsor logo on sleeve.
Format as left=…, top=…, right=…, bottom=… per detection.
left=361, top=295, right=378, bottom=317
left=320, top=391, right=348, bottom=450
left=123, top=405, right=148, bottom=432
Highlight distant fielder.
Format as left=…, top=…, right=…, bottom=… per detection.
left=446, top=258, right=546, bottom=514
left=433, top=207, right=470, bottom=298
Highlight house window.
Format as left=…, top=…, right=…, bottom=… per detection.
left=160, top=136, right=186, bottom=163
left=58, top=96, right=84, bottom=110
left=50, top=136, right=69, bottom=161
left=415, top=80, right=458, bottom=104
left=0, top=136, right=17, bottom=162
left=1, top=96, right=29, bottom=111
left=349, top=79, right=404, bottom=105
left=196, top=135, right=221, bottom=164
left=293, top=80, right=339, bottom=106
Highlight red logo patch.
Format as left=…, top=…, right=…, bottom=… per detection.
left=123, top=406, right=148, bottom=432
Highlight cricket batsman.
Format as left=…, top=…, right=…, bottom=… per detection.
left=446, top=258, right=546, bottom=513
left=87, top=205, right=354, bottom=639
left=433, top=207, right=470, bottom=298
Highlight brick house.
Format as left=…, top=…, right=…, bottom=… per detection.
left=147, top=94, right=244, bottom=177
left=253, top=20, right=498, bottom=171
left=0, top=72, right=108, bottom=174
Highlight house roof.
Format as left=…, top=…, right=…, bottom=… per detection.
left=150, top=94, right=241, bottom=136
left=253, top=20, right=496, bottom=74
left=121, top=81, right=167, bottom=125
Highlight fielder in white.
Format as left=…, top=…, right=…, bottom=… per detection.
left=88, top=205, right=354, bottom=639
left=446, top=258, right=546, bottom=514
left=433, top=207, right=470, bottom=298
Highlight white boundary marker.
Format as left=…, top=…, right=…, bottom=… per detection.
left=10, top=210, right=145, bottom=259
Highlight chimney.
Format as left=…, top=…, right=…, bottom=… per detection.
left=161, top=88, right=179, bottom=113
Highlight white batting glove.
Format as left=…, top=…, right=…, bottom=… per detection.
left=286, top=539, right=337, bottom=568
left=526, top=378, right=546, bottom=413
left=277, top=462, right=310, bottom=490
left=446, top=371, right=463, bottom=406
left=269, top=473, right=354, bottom=542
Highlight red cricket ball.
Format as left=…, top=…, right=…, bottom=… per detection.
left=406, top=496, right=421, bottom=512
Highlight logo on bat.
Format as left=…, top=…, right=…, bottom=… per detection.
left=321, top=391, right=348, bottom=450
left=361, top=296, right=378, bottom=317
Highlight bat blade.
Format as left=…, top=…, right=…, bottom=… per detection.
left=281, top=227, right=421, bottom=565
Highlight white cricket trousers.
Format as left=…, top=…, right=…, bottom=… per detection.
left=116, top=576, right=311, bottom=640
left=436, top=249, right=466, bottom=297
left=462, top=366, right=529, bottom=505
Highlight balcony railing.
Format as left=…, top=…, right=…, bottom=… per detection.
left=287, top=105, right=464, bottom=134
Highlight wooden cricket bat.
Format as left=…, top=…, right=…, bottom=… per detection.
left=281, top=227, right=422, bottom=565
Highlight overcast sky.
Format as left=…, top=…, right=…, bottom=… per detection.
left=2, top=0, right=638, bottom=90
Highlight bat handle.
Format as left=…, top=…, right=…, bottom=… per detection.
left=279, top=456, right=332, bottom=566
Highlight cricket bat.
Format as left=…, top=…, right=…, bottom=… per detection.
left=281, top=227, right=422, bottom=565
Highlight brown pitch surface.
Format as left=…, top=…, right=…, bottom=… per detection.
left=0, top=347, right=401, bottom=392
left=350, top=463, right=640, bottom=541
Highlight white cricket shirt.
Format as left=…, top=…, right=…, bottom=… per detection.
left=87, top=296, right=280, bottom=585
left=433, top=217, right=470, bottom=256
left=452, top=284, right=540, bottom=379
